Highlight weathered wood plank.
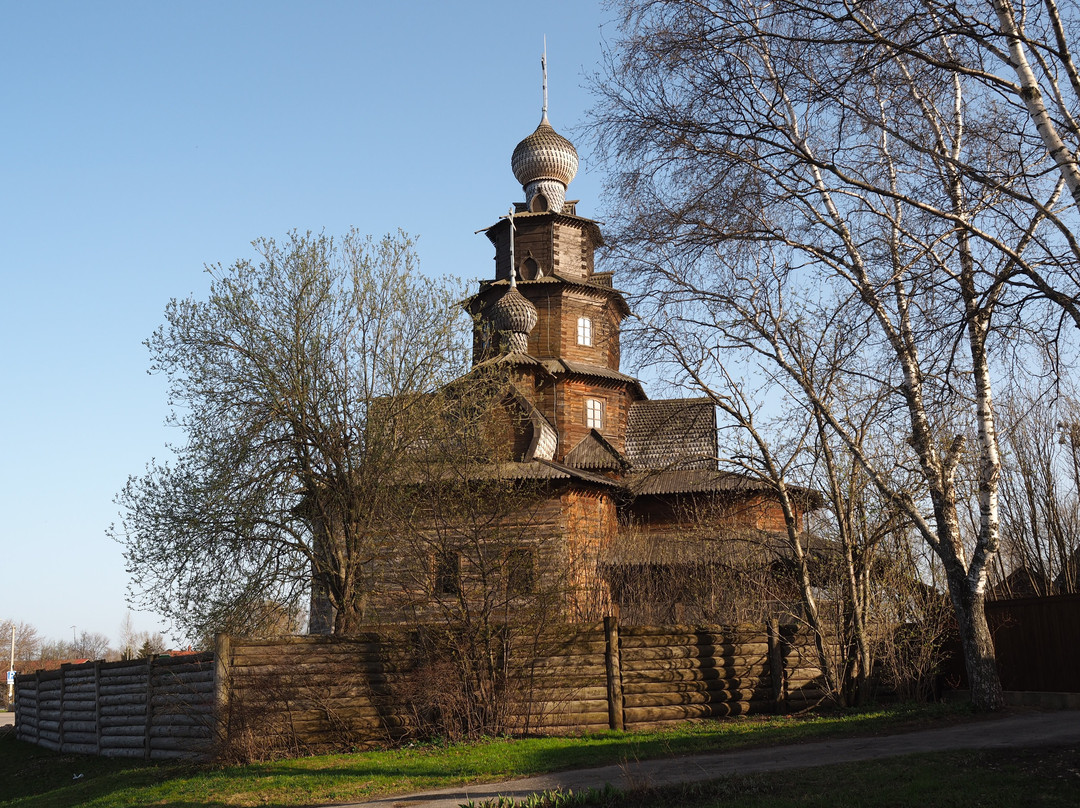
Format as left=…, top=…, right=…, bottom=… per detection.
left=622, top=678, right=771, bottom=697
left=100, top=731, right=149, bottom=742
left=622, top=646, right=769, bottom=663
left=148, top=725, right=213, bottom=739
left=623, top=701, right=765, bottom=724
left=623, top=689, right=766, bottom=709
left=99, top=747, right=147, bottom=758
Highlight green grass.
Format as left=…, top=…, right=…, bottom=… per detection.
left=0, top=703, right=984, bottom=807
left=493, top=745, right=1080, bottom=807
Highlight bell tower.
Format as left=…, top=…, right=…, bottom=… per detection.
left=468, top=55, right=644, bottom=465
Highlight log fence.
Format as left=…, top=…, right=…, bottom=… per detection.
left=13, top=619, right=828, bottom=759
left=14, top=653, right=215, bottom=760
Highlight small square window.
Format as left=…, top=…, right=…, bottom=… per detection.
left=434, top=553, right=460, bottom=596
left=506, top=547, right=534, bottom=595
left=585, top=398, right=604, bottom=430
left=577, top=317, right=592, bottom=347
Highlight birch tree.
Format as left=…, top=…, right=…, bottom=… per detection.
left=591, top=0, right=1079, bottom=709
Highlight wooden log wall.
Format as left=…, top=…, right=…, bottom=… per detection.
left=13, top=653, right=215, bottom=760
left=220, top=634, right=417, bottom=755
left=616, top=625, right=776, bottom=726
left=508, top=624, right=612, bottom=735
left=13, top=623, right=830, bottom=758
left=218, top=619, right=827, bottom=751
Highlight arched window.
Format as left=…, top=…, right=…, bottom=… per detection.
left=585, top=398, right=604, bottom=430
left=522, top=256, right=540, bottom=280
left=577, top=316, right=592, bottom=346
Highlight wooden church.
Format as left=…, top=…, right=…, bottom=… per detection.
left=309, top=77, right=814, bottom=633
left=460, top=89, right=811, bottom=619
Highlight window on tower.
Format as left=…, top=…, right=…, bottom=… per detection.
left=585, top=398, right=604, bottom=430
left=577, top=317, right=592, bottom=346
left=506, top=547, right=535, bottom=595
left=434, top=552, right=461, bottom=596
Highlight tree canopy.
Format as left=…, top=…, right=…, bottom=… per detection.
left=590, top=0, right=1080, bottom=710
left=114, top=230, right=472, bottom=640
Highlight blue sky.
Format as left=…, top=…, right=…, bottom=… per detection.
left=0, top=1, right=617, bottom=647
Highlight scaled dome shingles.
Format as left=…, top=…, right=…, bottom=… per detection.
left=490, top=286, right=539, bottom=336
left=512, top=120, right=579, bottom=188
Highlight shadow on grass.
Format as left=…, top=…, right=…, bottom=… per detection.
left=0, top=702, right=980, bottom=808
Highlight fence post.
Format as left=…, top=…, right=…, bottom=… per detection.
left=604, top=616, right=624, bottom=731
left=58, top=663, right=68, bottom=752
left=213, top=634, right=231, bottom=751
left=93, top=660, right=102, bottom=754
left=767, top=619, right=787, bottom=714
left=144, top=656, right=155, bottom=761
left=32, top=672, right=40, bottom=743
left=11, top=673, right=20, bottom=741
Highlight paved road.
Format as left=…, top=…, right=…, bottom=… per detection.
left=330, top=709, right=1080, bottom=808
left=0, top=712, right=14, bottom=727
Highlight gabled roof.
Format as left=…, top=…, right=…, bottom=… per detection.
left=988, top=568, right=1055, bottom=600
left=625, top=398, right=718, bottom=471
left=506, top=387, right=558, bottom=462
left=565, top=429, right=627, bottom=471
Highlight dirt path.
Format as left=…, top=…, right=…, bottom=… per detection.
left=328, top=709, right=1080, bottom=808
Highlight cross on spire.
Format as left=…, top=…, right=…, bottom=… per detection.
left=541, top=36, right=548, bottom=123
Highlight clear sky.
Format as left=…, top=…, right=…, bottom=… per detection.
left=0, top=1, right=617, bottom=647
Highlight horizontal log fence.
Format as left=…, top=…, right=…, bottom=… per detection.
left=14, top=653, right=215, bottom=760
left=213, top=617, right=821, bottom=754
left=14, top=618, right=827, bottom=759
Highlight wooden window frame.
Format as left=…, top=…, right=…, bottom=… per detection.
left=585, top=398, right=604, bottom=430
left=577, top=316, right=592, bottom=347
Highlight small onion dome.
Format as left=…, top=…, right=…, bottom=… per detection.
left=511, top=114, right=578, bottom=214
left=489, top=269, right=538, bottom=354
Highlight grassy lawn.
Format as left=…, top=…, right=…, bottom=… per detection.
left=502, top=745, right=1080, bottom=808
left=0, top=703, right=1011, bottom=808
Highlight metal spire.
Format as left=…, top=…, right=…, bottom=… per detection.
left=541, top=36, right=549, bottom=124
left=508, top=206, right=516, bottom=281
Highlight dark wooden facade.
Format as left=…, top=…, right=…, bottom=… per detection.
left=311, top=110, right=815, bottom=632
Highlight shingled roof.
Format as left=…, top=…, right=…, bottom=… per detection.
left=625, top=398, right=718, bottom=470
left=626, top=468, right=824, bottom=508
left=564, top=429, right=627, bottom=471
left=491, top=460, right=622, bottom=487
left=626, top=469, right=767, bottom=496
left=604, top=528, right=839, bottom=565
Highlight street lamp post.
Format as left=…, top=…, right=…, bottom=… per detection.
left=7, top=625, right=13, bottom=709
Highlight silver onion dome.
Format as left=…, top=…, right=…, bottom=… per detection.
left=489, top=269, right=538, bottom=354
left=511, top=113, right=578, bottom=213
